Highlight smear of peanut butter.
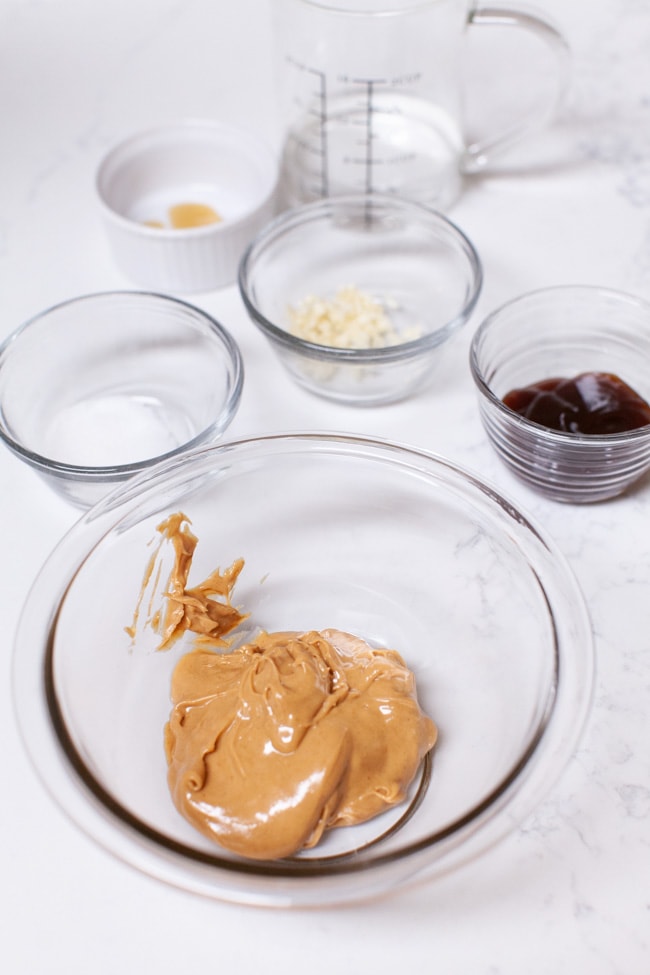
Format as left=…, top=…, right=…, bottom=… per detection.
left=131, top=512, right=437, bottom=860
left=127, top=513, right=247, bottom=650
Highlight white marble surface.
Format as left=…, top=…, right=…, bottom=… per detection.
left=2, top=0, right=650, bottom=971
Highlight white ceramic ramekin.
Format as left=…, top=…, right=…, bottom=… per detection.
left=96, top=120, right=279, bottom=292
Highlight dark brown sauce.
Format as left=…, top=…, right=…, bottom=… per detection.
left=503, top=372, right=650, bottom=434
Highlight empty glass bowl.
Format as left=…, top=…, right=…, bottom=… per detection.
left=0, top=291, right=243, bottom=507
left=238, top=194, right=482, bottom=405
left=470, top=285, right=650, bottom=503
left=12, top=433, right=594, bottom=907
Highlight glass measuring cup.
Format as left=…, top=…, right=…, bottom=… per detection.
left=274, top=0, right=570, bottom=209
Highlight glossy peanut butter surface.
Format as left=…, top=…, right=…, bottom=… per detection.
left=136, top=513, right=436, bottom=861
left=165, top=627, right=437, bottom=860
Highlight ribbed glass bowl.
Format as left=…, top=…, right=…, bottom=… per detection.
left=12, top=433, right=594, bottom=907
left=238, top=194, right=482, bottom=406
left=470, top=285, right=650, bottom=503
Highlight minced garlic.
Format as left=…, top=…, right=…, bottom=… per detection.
left=288, top=286, right=422, bottom=349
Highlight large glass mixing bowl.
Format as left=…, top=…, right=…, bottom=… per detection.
left=12, top=433, right=594, bottom=907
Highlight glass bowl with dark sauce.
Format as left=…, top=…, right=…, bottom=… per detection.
left=470, top=286, right=650, bottom=502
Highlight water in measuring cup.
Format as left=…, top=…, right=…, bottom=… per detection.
left=280, top=89, right=464, bottom=209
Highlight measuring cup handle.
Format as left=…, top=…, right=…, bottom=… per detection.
left=462, top=4, right=571, bottom=172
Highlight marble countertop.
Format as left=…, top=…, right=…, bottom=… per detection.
left=2, top=1, right=649, bottom=971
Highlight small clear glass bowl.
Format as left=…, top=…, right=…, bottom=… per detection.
left=12, top=433, right=594, bottom=907
left=238, top=194, right=482, bottom=406
left=0, top=291, right=243, bottom=508
left=470, top=285, right=650, bottom=503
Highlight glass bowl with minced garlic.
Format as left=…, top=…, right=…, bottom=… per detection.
left=238, top=194, right=482, bottom=405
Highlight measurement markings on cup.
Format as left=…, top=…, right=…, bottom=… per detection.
left=338, top=76, right=389, bottom=197
left=287, top=57, right=330, bottom=198
left=286, top=58, right=420, bottom=201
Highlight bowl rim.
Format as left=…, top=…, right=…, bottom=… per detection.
left=238, top=193, right=483, bottom=364
left=469, top=283, right=650, bottom=445
left=11, top=432, right=595, bottom=904
left=0, top=290, right=244, bottom=481
left=95, top=117, right=280, bottom=239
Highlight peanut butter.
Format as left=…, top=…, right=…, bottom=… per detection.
left=132, top=512, right=437, bottom=860
left=165, top=628, right=437, bottom=860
